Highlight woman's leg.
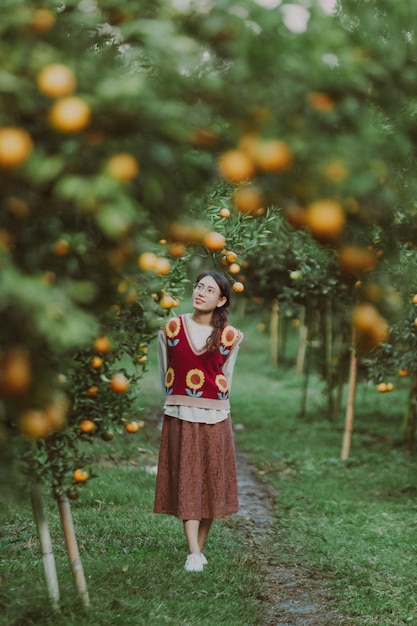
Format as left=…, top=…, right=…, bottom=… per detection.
left=183, top=519, right=201, bottom=554
left=198, top=518, right=213, bottom=553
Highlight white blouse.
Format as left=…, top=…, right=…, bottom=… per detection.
left=158, top=313, right=240, bottom=424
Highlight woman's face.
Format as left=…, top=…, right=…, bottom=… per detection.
left=192, top=275, right=227, bottom=313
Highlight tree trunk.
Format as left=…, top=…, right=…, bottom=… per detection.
left=30, top=483, right=60, bottom=612
left=270, top=299, right=279, bottom=367
left=57, top=495, right=90, bottom=609
left=405, top=372, right=417, bottom=455
left=296, top=305, right=308, bottom=376
left=324, top=297, right=335, bottom=420
left=341, top=335, right=358, bottom=461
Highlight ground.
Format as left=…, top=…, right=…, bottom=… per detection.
left=235, top=452, right=354, bottom=626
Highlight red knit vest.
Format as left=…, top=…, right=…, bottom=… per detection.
left=163, top=315, right=242, bottom=410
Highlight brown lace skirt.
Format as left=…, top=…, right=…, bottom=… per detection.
left=153, top=415, right=239, bottom=520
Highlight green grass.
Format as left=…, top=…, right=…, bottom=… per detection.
left=1, top=311, right=417, bottom=625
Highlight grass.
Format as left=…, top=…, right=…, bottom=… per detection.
left=1, top=309, right=417, bottom=624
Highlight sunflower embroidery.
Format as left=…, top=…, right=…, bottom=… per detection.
left=185, top=368, right=205, bottom=397
left=220, top=325, right=239, bottom=355
left=215, top=374, right=229, bottom=400
left=166, top=317, right=181, bottom=347
left=164, top=367, right=175, bottom=395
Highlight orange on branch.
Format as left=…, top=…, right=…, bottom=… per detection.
left=254, top=139, right=293, bottom=172
left=168, top=242, right=187, bottom=258
left=232, top=185, right=264, bottom=215
left=412, top=294, right=417, bottom=304
left=105, top=153, right=139, bottom=182
left=217, top=149, right=255, bottom=182
left=153, top=257, right=171, bottom=275
left=91, top=356, right=103, bottom=369
left=87, top=384, right=99, bottom=397
left=305, top=199, right=346, bottom=241
left=0, top=347, right=31, bottom=396
left=30, top=8, right=56, bottom=32
left=0, top=127, right=33, bottom=169
left=225, top=251, right=238, bottom=264
left=203, top=231, right=226, bottom=252
left=398, top=368, right=409, bottom=377
left=229, top=262, right=241, bottom=274
left=19, top=409, right=53, bottom=439
left=93, top=335, right=111, bottom=354
left=233, top=281, right=245, bottom=293
left=352, top=303, right=389, bottom=352
left=138, top=251, right=157, bottom=271
left=125, top=420, right=145, bottom=434
left=110, top=373, right=130, bottom=393
left=338, top=245, right=377, bottom=275
left=37, top=64, right=76, bottom=98
left=80, top=419, right=96, bottom=434
left=219, top=208, right=231, bottom=218
left=377, top=382, right=388, bottom=393
left=53, top=239, right=70, bottom=255
left=49, top=96, right=91, bottom=133
left=159, top=292, right=177, bottom=309
left=307, top=91, right=335, bottom=112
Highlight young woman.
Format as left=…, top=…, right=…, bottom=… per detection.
left=154, top=270, right=243, bottom=572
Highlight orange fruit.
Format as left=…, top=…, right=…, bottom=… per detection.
left=138, top=251, right=157, bottom=271
left=229, top=262, right=241, bottom=274
left=232, top=281, right=245, bottom=293
left=19, top=409, right=52, bottom=439
left=53, top=239, right=70, bottom=255
left=91, top=356, right=103, bottom=369
left=203, top=231, right=226, bottom=252
left=377, top=382, right=387, bottom=393
left=231, top=186, right=264, bottom=215
left=254, top=139, right=293, bottom=172
left=73, top=468, right=89, bottom=483
left=284, top=205, right=306, bottom=229
left=168, top=242, right=187, bottom=258
left=105, top=153, right=139, bottom=182
left=110, top=373, right=130, bottom=393
left=101, top=430, right=114, bottom=441
left=305, top=199, right=346, bottom=240
left=125, top=420, right=145, bottom=433
left=30, top=8, right=56, bottom=32
left=80, top=419, right=96, bottom=433
left=37, top=64, right=76, bottom=98
left=159, top=292, right=177, bottom=309
left=153, top=257, right=171, bottom=275
left=352, top=303, right=389, bottom=352
left=386, top=382, right=394, bottom=392
left=49, top=97, right=91, bottom=133
left=412, top=294, right=417, bottom=304
left=322, top=159, right=348, bottom=182
left=338, top=246, right=377, bottom=275
left=87, top=385, right=99, bottom=397
left=398, top=368, right=409, bottom=377
left=225, top=251, right=238, bottom=264
left=217, top=149, right=255, bottom=182
left=0, top=347, right=32, bottom=396
left=0, top=127, right=33, bottom=169
left=219, top=208, right=231, bottom=218
left=307, top=91, right=335, bottom=112
left=136, top=355, right=148, bottom=364
left=93, top=335, right=111, bottom=354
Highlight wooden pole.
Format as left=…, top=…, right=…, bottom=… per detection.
left=270, top=299, right=279, bottom=367
left=341, top=330, right=358, bottom=460
left=296, top=305, right=307, bottom=376
left=58, top=496, right=90, bottom=609
left=30, top=483, right=60, bottom=612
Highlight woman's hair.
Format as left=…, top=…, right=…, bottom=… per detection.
left=195, top=270, right=230, bottom=351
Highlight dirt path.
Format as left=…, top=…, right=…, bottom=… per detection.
left=236, top=452, right=353, bottom=626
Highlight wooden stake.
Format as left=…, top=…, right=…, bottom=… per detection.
left=341, top=331, right=358, bottom=460
left=30, top=483, right=60, bottom=612
left=270, top=299, right=279, bottom=367
left=58, top=496, right=90, bottom=609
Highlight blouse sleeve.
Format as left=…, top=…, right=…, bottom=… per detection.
left=157, top=328, right=167, bottom=392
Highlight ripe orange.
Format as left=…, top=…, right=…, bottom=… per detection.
left=412, top=294, right=417, bottom=304
left=386, top=382, right=394, bottom=392
left=136, top=355, right=148, bottom=364
left=53, top=239, right=70, bottom=255
left=30, top=8, right=56, bottom=32
left=105, top=153, right=139, bottom=182
left=305, top=199, right=346, bottom=240
left=231, top=186, right=264, bottom=215
left=37, top=64, right=76, bottom=98
left=233, top=281, right=245, bottom=293
left=0, top=127, right=33, bottom=169
left=87, top=384, right=99, bottom=397
left=91, top=356, right=103, bottom=369
left=203, top=231, right=226, bottom=252
left=0, top=347, right=32, bottom=396
left=377, top=382, right=387, bottom=393
left=159, top=292, right=177, bottom=309
left=338, top=246, right=377, bottom=275
left=307, top=91, right=335, bottom=112
left=80, top=419, right=96, bottom=433
left=153, top=257, right=171, bottom=275
left=217, top=149, right=255, bottom=182
left=229, top=262, right=241, bottom=274
left=125, top=420, right=145, bottom=433
left=19, top=409, right=52, bottom=439
left=219, top=208, right=231, bottom=218
left=398, top=368, right=409, bottom=377
left=49, top=97, right=91, bottom=133
left=168, top=242, right=187, bottom=258
left=284, top=205, right=306, bottom=229
left=352, top=303, right=389, bottom=352
left=254, top=139, right=293, bottom=172
left=73, top=468, right=89, bottom=483
left=110, top=373, right=130, bottom=393
left=138, top=251, right=157, bottom=271
left=93, top=335, right=111, bottom=354
left=225, top=251, right=238, bottom=264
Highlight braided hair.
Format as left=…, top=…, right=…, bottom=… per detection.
left=195, top=270, right=230, bottom=352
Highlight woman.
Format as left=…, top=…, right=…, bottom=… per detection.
left=154, top=270, right=243, bottom=572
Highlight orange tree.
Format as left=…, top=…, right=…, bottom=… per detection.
left=3, top=0, right=417, bottom=489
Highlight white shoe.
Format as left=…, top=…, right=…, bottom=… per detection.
left=201, top=553, right=208, bottom=566
left=184, top=553, right=204, bottom=572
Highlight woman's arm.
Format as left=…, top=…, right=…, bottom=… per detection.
left=157, top=329, right=167, bottom=392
